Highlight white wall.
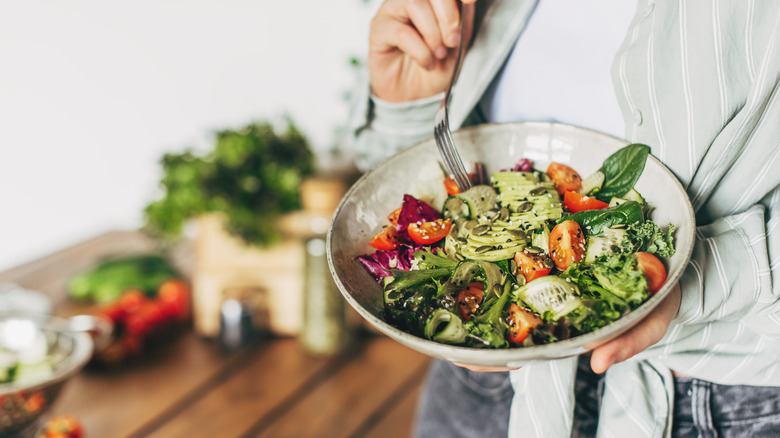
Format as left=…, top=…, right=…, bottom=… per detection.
left=0, top=0, right=379, bottom=271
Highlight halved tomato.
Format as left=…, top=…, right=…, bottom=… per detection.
left=634, top=252, right=667, bottom=293
left=547, top=162, right=583, bottom=195
left=407, top=219, right=452, bottom=245
left=443, top=174, right=476, bottom=196
left=457, top=282, right=485, bottom=321
left=369, top=226, right=399, bottom=251
left=506, top=303, right=543, bottom=344
left=514, top=251, right=552, bottom=283
left=444, top=177, right=461, bottom=196
left=563, top=191, right=609, bottom=213
left=549, top=220, right=586, bottom=270
left=387, top=207, right=402, bottom=225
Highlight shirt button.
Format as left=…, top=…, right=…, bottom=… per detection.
left=633, top=109, right=643, bottom=126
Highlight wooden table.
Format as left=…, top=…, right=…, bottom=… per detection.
left=0, top=231, right=431, bottom=438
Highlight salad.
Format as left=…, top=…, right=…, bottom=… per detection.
left=357, top=144, right=676, bottom=348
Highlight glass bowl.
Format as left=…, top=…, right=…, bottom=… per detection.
left=0, top=313, right=93, bottom=437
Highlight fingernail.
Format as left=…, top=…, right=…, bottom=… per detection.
left=446, top=31, right=460, bottom=47
left=435, top=46, right=448, bottom=59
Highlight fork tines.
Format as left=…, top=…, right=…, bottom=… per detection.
left=434, top=116, right=472, bottom=192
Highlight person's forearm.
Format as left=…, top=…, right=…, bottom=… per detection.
left=673, top=194, right=780, bottom=338
left=346, top=76, right=442, bottom=171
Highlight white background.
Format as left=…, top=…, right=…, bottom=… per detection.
left=0, top=0, right=379, bottom=271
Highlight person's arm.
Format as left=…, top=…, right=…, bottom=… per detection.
left=674, top=187, right=780, bottom=336
left=345, top=0, right=476, bottom=171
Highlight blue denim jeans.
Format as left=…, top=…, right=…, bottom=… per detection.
left=413, top=357, right=780, bottom=438
left=672, top=378, right=780, bottom=437
left=413, top=359, right=514, bottom=438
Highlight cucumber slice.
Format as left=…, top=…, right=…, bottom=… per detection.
left=475, top=259, right=507, bottom=297
left=517, top=276, right=581, bottom=319
left=624, top=188, right=646, bottom=204
left=531, top=226, right=551, bottom=254
left=442, top=185, right=497, bottom=220
left=450, top=260, right=481, bottom=287
left=584, top=227, right=627, bottom=264
left=608, top=197, right=628, bottom=208
left=610, top=189, right=646, bottom=207
left=424, top=309, right=468, bottom=344
left=578, top=171, right=605, bottom=196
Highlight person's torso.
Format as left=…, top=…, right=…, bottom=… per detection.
left=479, top=0, right=636, bottom=138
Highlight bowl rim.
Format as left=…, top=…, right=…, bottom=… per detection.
left=0, top=312, right=93, bottom=395
left=327, top=121, right=695, bottom=365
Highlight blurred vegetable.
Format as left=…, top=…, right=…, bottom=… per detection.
left=143, top=119, right=315, bottom=246
left=38, top=415, right=83, bottom=438
left=92, top=280, right=191, bottom=367
left=67, top=255, right=178, bottom=303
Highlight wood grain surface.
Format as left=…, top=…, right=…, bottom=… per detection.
left=1, top=231, right=430, bottom=438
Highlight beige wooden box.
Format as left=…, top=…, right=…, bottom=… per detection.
left=191, top=177, right=348, bottom=338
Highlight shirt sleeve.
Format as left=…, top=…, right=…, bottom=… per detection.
left=673, top=186, right=780, bottom=338
left=344, top=70, right=442, bottom=172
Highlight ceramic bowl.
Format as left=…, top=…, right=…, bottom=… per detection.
left=327, top=122, right=695, bottom=367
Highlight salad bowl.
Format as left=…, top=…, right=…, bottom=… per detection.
left=0, top=313, right=94, bottom=437
left=327, top=122, right=695, bottom=367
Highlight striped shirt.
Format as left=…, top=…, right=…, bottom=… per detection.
left=346, top=1, right=780, bottom=436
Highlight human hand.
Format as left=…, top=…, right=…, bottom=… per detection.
left=368, top=0, right=477, bottom=102
left=590, top=282, right=681, bottom=374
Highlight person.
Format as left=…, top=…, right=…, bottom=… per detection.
left=346, top=0, right=780, bottom=437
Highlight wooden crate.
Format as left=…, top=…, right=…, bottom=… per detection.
left=191, top=177, right=348, bottom=338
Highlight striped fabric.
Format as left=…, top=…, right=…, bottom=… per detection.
left=346, top=1, right=780, bottom=436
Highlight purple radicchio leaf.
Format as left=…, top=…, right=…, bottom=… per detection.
left=513, top=158, right=534, bottom=172
left=357, top=245, right=421, bottom=283
left=395, top=194, right=441, bottom=244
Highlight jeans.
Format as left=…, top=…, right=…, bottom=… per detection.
left=413, top=359, right=514, bottom=438
left=413, top=357, right=780, bottom=438
left=673, top=378, right=780, bottom=437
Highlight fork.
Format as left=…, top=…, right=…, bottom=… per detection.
left=433, top=2, right=472, bottom=193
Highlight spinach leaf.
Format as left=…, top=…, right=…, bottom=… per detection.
left=596, top=143, right=650, bottom=202
left=562, top=201, right=644, bottom=235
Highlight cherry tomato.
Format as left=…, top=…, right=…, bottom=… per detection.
left=514, top=251, right=552, bottom=283
left=117, top=289, right=148, bottom=316
left=157, top=279, right=190, bottom=319
left=634, top=252, right=667, bottom=293
left=24, top=391, right=44, bottom=413
left=40, top=415, right=84, bottom=438
left=444, top=174, right=476, bottom=196
left=369, top=225, right=400, bottom=251
left=407, top=219, right=452, bottom=245
left=444, top=177, right=461, bottom=196
left=549, top=220, right=586, bottom=270
left=457, top=283, right=485, bottom=321
left=387, top=207, right=402, bottom=226
left=506, top=303, right=542, bottom=344
left=547, top=162, right=582, bottom=195
left=125, top=300, right=166, bottom=336
left=96, top=302, right=124, bottom=322
left=563, top=191, right=609, bottom=213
